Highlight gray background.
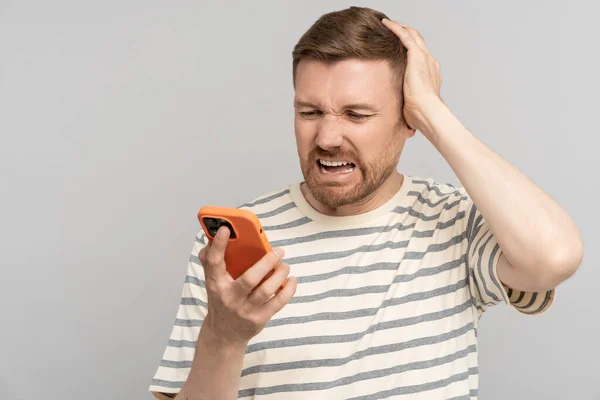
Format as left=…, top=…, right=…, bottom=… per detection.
left=1, top=1, right=598, bottom=399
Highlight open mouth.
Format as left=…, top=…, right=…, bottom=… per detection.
left=317, top=159, right=356, bottom=174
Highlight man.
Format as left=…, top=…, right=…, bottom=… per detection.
left=150, top=6, right=583, bottom=400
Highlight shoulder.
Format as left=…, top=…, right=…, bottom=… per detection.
left=404, top=175, right=472, bottom=228
left=408, top=175, right=466, bottom=203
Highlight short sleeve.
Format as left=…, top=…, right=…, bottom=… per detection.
left=461, top=192, right=555, bottom=317
left=149, top=230, right=209, bottom=396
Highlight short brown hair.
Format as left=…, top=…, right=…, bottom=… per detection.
left=292, top=6, right=408, bottom=114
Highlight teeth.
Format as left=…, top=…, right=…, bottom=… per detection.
left=319, top=165, right=355, bottom=174
left=319, top=159, right=353, bottom=167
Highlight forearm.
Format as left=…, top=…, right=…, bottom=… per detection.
left=421, top=98, right=583, bottom=274
left=175, top=323, right=247, bottom=400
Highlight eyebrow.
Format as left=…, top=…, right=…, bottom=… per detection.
left=293, top=100, right=380, bottom=113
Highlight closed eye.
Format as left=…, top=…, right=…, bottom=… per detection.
left=298, top=110, right=322, bottom=119
left=346, top=111, right=371, bottom=121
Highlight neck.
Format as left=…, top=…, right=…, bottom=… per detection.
left=301, top=171, right=405, bottom=217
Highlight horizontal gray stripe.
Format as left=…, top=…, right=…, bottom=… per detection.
left=395, top=254, right=466, bottom=283
left=288, top=283, right=389, bottom=305
left=263, top=216, right=312, bottom=231
left=160, top=359, right=191, bottom=368
left=271, top=222, right=418, bottom=248
left=258, top=192, right=464, bottom=236
left=239, top=344, right=477, bottom=397
left=238, top=189, right=290, bottom=208
left=180, top=297, right=207, bottom=308
left=245, top=299, right=471, bottom=354
left=189, top=254, right=200, bottom=265
left=271, top=211, right=466, bottom=248
left=391, top=198, right=462, bottom=221
left=174, top=318, right=202, bottom=327
left=173, top=257, right=467, bottom=331
left=287, top=271, right=468, bottom=308
left=151, top=378, right=184, bottom=389
left=402, top=232, right=466, bottom=260
left=195, top=248, right=464, bottom=296
left=255, top=202, right=296, bottom=219
left=167, top=339, right=196, bottom=348
left=438, top=210, right=467, bottom=230
left=165, top=276, right=475, bottom=350
left=184, top=275, right=205, bottom=288
left=297, top=252, right=465, bottom=285
left=412, top=178, right=459, bottom=195
left=285, top=232, right=465, bottom=266
left=304, top=273, right=466, bottom=310
left=446, top=395, right=470, bottom=400
left=284, top=240, right=401, bottom=265
left=242, top=321, right=474, bottom=377
left=263, top=189, right=463, bottom=234
left=161, top=323, right=473, bottom=376
left=162, top=320, right=474, bottom=376
left=298, top=262, right=399, bottom=283
left=349, top=367, right=478, bottom=400
left=408, top=190, right=467, bottom=209
left=183, top=252, right=464, bottom=296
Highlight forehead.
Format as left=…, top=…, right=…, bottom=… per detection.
left=294, top=58, right=397, bottom=106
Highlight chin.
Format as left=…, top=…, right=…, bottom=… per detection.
left=299, top=152, right=397, bottom=210
left=309, top=183, right=364, bottom=209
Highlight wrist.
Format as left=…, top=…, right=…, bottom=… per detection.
left=198, top=318, right=249, bottom=352
left=416, top=95, right=447, bottom=141
left=183, top=322, right=247, bottom=400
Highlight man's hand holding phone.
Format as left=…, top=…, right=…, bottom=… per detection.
left=176, top=213, right=297, bottom=399
left=198, top=225, right=297, bottom=345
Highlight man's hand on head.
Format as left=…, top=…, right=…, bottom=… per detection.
left=382, top=18, right=443, bottom=138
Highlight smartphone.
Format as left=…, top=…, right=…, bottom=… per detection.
left=198, top=206, right=279, bottom=287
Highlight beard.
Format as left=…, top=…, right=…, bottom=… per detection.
left=299, top=144, right=400, bottom=209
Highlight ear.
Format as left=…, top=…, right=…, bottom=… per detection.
left=397, top=124, right=416, bottom=139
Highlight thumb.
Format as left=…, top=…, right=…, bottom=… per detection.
left=203, top=226, right=231, bottom=277
left=210, top=226, right=231, bottom=254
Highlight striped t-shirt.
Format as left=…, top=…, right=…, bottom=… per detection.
left=150, top=174, right=554, bottom=399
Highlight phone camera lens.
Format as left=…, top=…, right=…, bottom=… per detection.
left=204, top=217, right=236, bottom=239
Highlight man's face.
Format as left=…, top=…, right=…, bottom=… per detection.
left=294, top=58, right=414, bottom=209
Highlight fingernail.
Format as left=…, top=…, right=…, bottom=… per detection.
left=273, top=248, right=284, bottom=258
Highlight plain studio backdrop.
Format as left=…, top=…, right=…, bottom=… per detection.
left=1, top=1, right=598, bottom=399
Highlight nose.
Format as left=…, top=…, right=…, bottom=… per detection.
left=315, top=114, right=343, bottom=150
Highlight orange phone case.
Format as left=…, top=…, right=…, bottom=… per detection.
left=198, top=206, right=274, bottom=283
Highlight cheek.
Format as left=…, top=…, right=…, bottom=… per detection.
left=294, top=118, right=317, bottom=154
left=349, top=125, right=397, bottom=163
